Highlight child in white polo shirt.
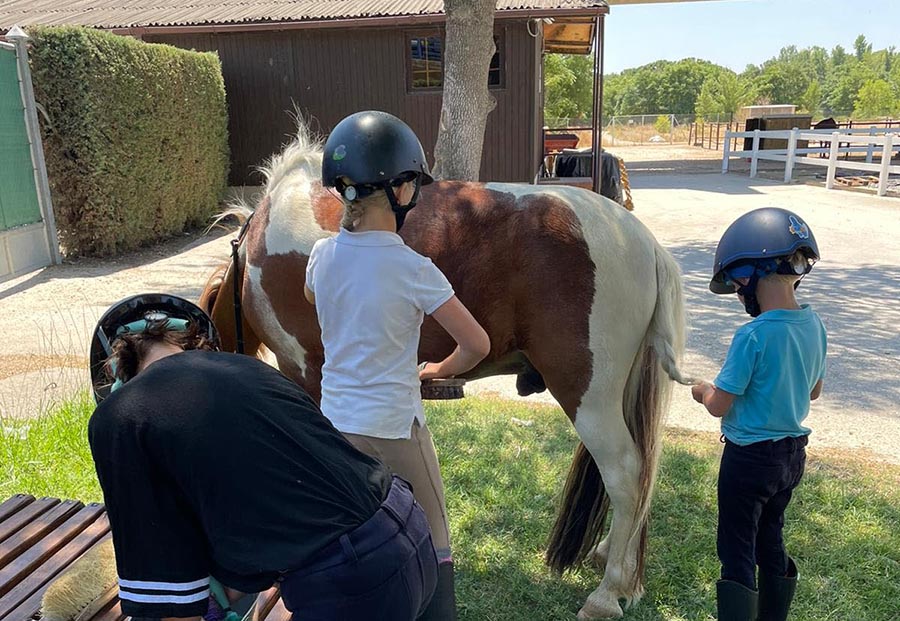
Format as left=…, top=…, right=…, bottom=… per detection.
left=305, top=111, right=490, bottom=621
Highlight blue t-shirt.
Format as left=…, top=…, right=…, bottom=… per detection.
left=715, top=304, right=827, bottom=445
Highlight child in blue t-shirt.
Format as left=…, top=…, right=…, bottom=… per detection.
left=691, top=208, right=827, bottom=621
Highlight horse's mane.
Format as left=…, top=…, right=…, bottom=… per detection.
left=210, top=119, right=324, bottom=230
left=259, top=118, right=324, bottom=197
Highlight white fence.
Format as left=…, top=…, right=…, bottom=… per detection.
left=722, top=128, right=899, bottom=196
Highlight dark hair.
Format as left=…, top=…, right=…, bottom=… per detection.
left=103, top=319, right=216, bottom=386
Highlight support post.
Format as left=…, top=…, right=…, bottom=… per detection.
left=750, top=130, right=760, bottom=178
left=590, top=13, right=605, bottom=195
left=784, top=128, right=798, bottom=183
left=7, top=26, right=61, bottom=265
left=826, top=131, right=840, bottom=190
left=722, top=131, right=731, bottom=173
left=866, top=126, right=876, bottom=163
left=878, top=134, right=894, bottom=197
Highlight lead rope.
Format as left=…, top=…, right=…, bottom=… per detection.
left=617, top=156, right=635, bottom=211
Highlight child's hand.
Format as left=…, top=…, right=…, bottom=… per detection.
left=691, top=381, right=712, bottom=404
left=419, top=361, right=440, bottom=381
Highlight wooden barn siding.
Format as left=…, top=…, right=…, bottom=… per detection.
left=146, top=22, right=538, bottom=186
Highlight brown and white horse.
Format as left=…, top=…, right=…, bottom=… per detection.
left=199, top=125, right=695, bottom=619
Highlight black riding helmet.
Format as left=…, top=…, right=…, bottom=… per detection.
left=710, top=207, right=819, bottom=316
left=321, top=111, right=433, bottom=230
left=89, top=293, right=219, bottom=404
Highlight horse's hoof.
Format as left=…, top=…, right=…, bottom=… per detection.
left=577, top=599, right=624, bottom=620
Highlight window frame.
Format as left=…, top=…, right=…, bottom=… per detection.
left=405, top=28, right=506, bottom=94
left=407, top=30, right=445, bottom=93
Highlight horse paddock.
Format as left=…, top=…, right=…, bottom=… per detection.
left=1, top=169, right=898, bottom=467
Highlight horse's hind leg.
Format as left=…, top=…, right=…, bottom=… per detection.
left=530, top=346, right=646, bottom=619
left=573, top=400, right=645, bottom=619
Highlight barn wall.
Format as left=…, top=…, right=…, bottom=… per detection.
left=147, top=20, right=539, bottom=186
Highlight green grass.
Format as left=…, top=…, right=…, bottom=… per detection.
left=1, top=392, right=100, bottom=502
left=3, top=396, right=899, bottom=620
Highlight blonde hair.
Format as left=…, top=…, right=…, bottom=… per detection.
left=340, top=200, right=367, bottom=231
left=764, top=250, right=812, bottom=285
left=339, top=190, right=392, bottom=231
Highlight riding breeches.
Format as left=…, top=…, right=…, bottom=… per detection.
left=343, top=420, right=452, bottom=564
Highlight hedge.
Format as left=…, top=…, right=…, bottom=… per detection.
left=28, top=27, right=229, bottom=256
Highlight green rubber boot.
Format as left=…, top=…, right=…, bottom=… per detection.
left=757, top=558, right=798, bottom=621
left=717, top=579, right=758, bottom=621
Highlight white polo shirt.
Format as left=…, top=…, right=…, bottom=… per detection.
left=306, top=229, right=454, bottom=439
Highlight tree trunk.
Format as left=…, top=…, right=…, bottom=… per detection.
left=431, top=0, right=497, bottom=181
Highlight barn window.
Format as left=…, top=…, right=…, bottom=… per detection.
left=410, top=36, right=444, bottom=89
left=488, top=35, right=503, bottom=87
left=408, top=33, right=504, bottom=91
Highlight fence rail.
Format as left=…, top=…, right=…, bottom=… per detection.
left=722, top=128, right=899, bottom=196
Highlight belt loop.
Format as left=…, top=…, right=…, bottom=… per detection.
left=381, top=501, right=408, bottom=531
left=339, top=534, right=358, bottom=564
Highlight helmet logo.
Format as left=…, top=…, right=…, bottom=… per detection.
left=333, top=145, right=347, bottom=161
left=788, top=215, right=809, bottom=239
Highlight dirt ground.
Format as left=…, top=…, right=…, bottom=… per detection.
left=2, top=150, right=898, bottom=464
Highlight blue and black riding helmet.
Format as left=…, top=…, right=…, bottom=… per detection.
left=89, top=293, right=219, bottom=404
left=321, top=110, right=433, bottom=230
left=710, top=207, right=819, bottom=316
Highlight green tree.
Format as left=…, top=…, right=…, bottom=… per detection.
left=654, top=114, right=671, bottom=135
left=854, top=34, right=871, bottom=61
left=831, top=45, right=848, bottom=67
left=799, top=80, right=823, bottom=115
left=695, top=71, right=754, bottom=120
left=825, top=60, right=878, bottom=114
left=544, top=54, right=594, bottom=122
left=604, top=58, right=725, bottom=115
left=753, top=46, right=817, bottom=105
left=853, top=79, right=899, bottom=118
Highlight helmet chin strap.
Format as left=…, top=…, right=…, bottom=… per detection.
left=382, top=177, right=422, bottom=232
left=736, top=271, right=763, bottom=318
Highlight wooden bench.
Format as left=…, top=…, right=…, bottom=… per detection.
left=0, top=495, right=289, bottom=621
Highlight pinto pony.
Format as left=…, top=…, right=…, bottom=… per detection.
left=199, top=125, right=695, bottom=619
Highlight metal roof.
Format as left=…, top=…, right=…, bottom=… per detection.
left=1, top=0, right=608, bottom=31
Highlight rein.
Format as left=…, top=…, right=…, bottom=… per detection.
left=229, top=213, right=254, bottom=355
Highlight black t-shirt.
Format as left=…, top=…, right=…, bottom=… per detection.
left=88, top=350, right=390, bottom=619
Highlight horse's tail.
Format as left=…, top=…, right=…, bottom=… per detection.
left=545, top=442, right=610, bottom=573
left=545, top=246, right=695, bottom=577
left=198, top=262, right=228, bottom=316
left=614, top=245, right=695, bottom=595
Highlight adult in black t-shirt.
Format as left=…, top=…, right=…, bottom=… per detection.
left=88, top=294, right=438, bottom=620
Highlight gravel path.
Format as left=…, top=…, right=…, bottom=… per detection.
left=2, top=165, right=898, bottom=463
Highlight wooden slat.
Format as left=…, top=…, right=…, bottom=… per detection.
left=0, top=496, right=34, bottom=524
left=76, top=584, right=120, bottom=621
left=263, top=596, right=290, bottom=621
left=89, top=598, right=125, bottom=621
left=0, top=498, right=58, bottom=545
left=251, top=586, right=281, bottom=621
left=0, top=500, right=83, bottom=571
left=0, top=512, right=109, bottom=621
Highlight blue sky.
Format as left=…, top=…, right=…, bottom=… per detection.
left=604, top=0, right=899, bottom=73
